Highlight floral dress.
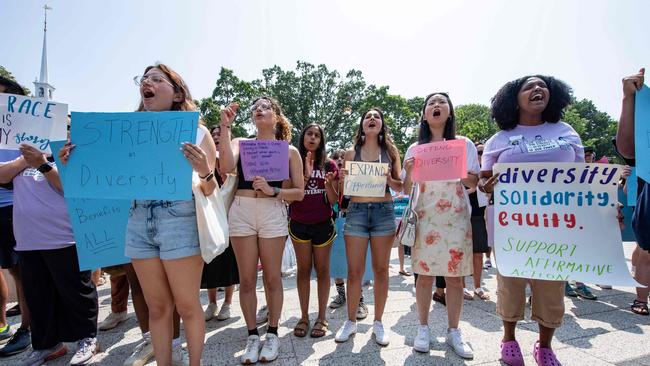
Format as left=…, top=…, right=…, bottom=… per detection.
left=411, top=180, right=473, bottom=277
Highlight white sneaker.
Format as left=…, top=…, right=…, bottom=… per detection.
left=217, top=303, right=231, bottom=321
left=98, top=311, right=129, bottom=331
left=123, top=336, right=154, bottom=366
left=240, top=335, right=261, bottom=364
left=70, top=337, right=99, bottom=365
left=445, top=328, right=473, bottom=359
left=372, top=321, right=390, bottom=346
left=334, top=320, right=357, bottom=343
left=204, top=303, right=218, bottom=321
left=171, top=345, right=190, bottom=366
left=413, top=325, right=430, bottom=353
left=256, top=305, right=269, bottom=325
left=259, top=333, right=279, bottom=362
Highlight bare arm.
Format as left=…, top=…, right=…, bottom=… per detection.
left=217, top=103, right=239, bottom=174
left=0, top=157, right=28, bottom=184
left=324, top=171, right=339, bottom=206
left=617, top=68, right=645, bottom=159
left=280, top=147, right=306, bottom=201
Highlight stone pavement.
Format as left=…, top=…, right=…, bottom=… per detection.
left=2, top=242, right=649, bottom=365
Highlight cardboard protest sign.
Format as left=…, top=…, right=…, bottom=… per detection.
left=0, top=93, right=67, bottom=152
left=239, top=140, right=289, bottom=181
left=343, top=161, right=388, bottom=197
left=51, top=140, right=130, bottom=270
left=493, top=162, right=637, bottom=286
left=412, top=139, right=467, bottom=182
left=65, top=111, right=197, bottom=200
left=635, top=85, right=650, bottom=182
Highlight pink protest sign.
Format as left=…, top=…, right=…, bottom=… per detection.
left=412, top=139, right=467, bottom=182
left=239, top=140, right=289, bottom=181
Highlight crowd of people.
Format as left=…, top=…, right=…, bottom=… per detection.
left=0, top=65, right=647, bottom=366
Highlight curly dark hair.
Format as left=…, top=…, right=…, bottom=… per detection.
left=298, top=123, right=327, bottom=171
left=490, top=75, right=572, bottom=131
left=417, top=92, right=456, bottom=144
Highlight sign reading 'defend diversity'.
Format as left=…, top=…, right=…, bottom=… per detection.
left=635, top=85, right=650, bottom=182
left=0, top=93, right=68, bottom=152
left=493, top=162, right=637, bottom=286
left=51, top=140, right=130, bottom=270
left=65, top=111, right=198, bottom=200
left=412, top=139, right=467, bottom=182
left=343, top=161, right=388, bottom=197
left=239, top=140, right=289, bottom=181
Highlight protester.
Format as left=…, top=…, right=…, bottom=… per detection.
left=402, top=92, right=479, bottom=357
left=290, top=124, right=338, bottom=338
left=334, top=108, right=403, bottom=346
left=480, top=74, right=582, bottom=366
left=0, top=76, right=32, bottom=358
left=218, top=97, right=304, bottom=364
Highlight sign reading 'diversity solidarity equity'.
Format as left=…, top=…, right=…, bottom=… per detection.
left=65, top=111, right=198, bottom=200
left=635, top=85, right=650, bottom=182
left=239, top=140, right=290, bottom=181
left=0, top=93, right=68, bottom=152
left=343, top=161, right=388, bottom=197
left=493, top=163, right=637, bottom=286
left=51, top=140, right=130, bottom=270
left=411, top=139, right=467, bottom=182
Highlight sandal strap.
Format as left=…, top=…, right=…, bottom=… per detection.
left=313, top=319, right=328, bottom=328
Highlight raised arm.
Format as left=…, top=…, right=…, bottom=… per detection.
left=218, top=102, right=239, bottom=174
left=617, top=68, right=645, bottom=159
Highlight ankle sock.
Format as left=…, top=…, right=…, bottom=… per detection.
left=267, top=326, right=278, bottom=335
left=248, top=328, right=259, bottom=336
left=171, top=337, right=181, bottom=348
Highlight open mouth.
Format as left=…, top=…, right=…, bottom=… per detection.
left=433, top=110, right=441, bottom=117
left=143, top=89, right=155, bottom=99
left=530, top=93, right=544, bottom=102
left=368, top=121, right=377, bottom=128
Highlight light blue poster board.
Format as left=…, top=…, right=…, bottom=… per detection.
left=635, top=85, right=650, bottom=182
left=52, top=140, right=131, bottom=270
left=618, top=187, right=636, bottom=242
left=330, top=217, right=373, bottom=281
left=65, top=111, right=198, bottom=200
left=627, top=168, right=638, bottom=207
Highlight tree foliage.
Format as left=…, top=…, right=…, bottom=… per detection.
left=0, top=65, right=31, bottom=95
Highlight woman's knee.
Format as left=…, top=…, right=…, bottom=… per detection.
left=147, top=300, right=173, bottom=319
left=239, top=276, right=258, bottom=293
left=174, top=298, right=201, bottom=319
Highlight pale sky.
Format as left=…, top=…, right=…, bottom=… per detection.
left=2, top=0, right=648, bottom=120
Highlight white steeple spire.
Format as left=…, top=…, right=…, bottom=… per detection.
left=34, top=4, right=55, bottom=100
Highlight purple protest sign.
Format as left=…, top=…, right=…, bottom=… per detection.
left=239, top=140, right=290, bottom=181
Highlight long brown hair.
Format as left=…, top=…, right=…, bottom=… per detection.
left=251, top=96, right=292, bottom=142
left=353, top=107, right=399, bottom=164
left=136, top=63, right=197, bottom=113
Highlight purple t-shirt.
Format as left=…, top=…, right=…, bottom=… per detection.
left=12, top=163, right=75, bottom=251
left=0, top=149, right=22, bottom=207
left=482, top=122, right=584, bottom=169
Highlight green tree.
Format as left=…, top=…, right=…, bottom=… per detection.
left=564, top=98, right=618, bottom=162
left=455, top=103, right=497, bottom=143
left=0, top=65, right=31, bottom=95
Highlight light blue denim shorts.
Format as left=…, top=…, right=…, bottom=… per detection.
left=344, top=201, right=396, bottom=238
left=125, top=200, right=201, bottom=260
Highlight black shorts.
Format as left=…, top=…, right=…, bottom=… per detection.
left=0, top=205, right=18, bottom=269
left=471, top=216, right=489, bottom=254
left=289, top=219, right=336, bottom=247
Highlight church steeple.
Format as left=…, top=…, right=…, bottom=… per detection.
left=34, top=4, right=55, bottom=100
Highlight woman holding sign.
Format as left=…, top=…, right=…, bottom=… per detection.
left=480, top=75, right=582, bottom=366
left=402, top=93, right=479, bottom=357
left=218, top=97, right=304, bottom=364
left=60, top=63, right=214, bottom=366
left=334, top=108, right=403, bottom=346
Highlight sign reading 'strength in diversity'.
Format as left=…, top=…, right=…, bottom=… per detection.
left=493, top=162, right=637, bottom=286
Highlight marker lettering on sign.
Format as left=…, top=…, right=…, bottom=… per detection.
left=78, top=117, right=194, bottom=147
left=79, top=161, right=177, bottom=194
left=6, top=95, right=57, bottom=119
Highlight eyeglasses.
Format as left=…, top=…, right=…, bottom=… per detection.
left=133, top=74, right=173, bottom=87
left=250, top=102, right=273, bottom=112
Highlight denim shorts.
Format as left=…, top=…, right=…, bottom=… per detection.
left=344, top=201, right=396, bottom=238
left=125, top=200, right=201, bottom=260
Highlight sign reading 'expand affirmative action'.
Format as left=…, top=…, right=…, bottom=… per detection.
left=0, top=93, right=68, bottom=152
left=343, top=161, right=388, bottom=197
left=411, top=139, right=467, bottom=182
left=239, top=140, right=290, bottom=181
left=65, top=111, right=198, bottom=200
left=493, top=162, right=637, bottom=286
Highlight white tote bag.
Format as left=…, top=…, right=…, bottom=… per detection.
left=192, top=173, right=229, bottom=263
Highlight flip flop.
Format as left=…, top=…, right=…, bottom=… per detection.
left=399, top=270, right=412, bottom=276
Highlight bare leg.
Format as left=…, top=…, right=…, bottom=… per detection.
left=416, top=275, right=434, bottom=325
left=369, top=235, right=394, bottom=322
left=344, top=236, right=369, bottom=321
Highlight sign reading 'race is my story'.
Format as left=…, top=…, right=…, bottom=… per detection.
left=493, top=162, right=637, bottom=286
left=0, top=93, right=68, bottom=152
left=239, top=140, right=289, bottom=181
left=65, top=111, right=198, bottom=200
left=343, top=161, right=388, bottom=197
left=411, top=139, right=467, bottom=182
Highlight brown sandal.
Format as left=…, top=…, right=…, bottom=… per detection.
left=631, top=300, right=649, bottom=316
left=293, top=318, right=310, bottom=337
left=310, top=319, right=328, bottom=338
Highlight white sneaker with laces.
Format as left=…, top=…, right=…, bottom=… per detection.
left=70, top=337, right=99, bottom=365
left=372, top=321, right=390, bottom=346
left=204, top=303, right=218, bottom=321
left=446, top=328, right=473, bottom=359
left=259, top=333, right=279, bottom=362
left=413, top=325, right=430, bottom=353
left=334, top=320, right=357, bottom=343
left=123, top=336, right=154, bottom=366
left=217, top=303, right=231, bottom=321
left=240, top=335, right=261, bottom=364
left=171, top=345, right=190, bottom=366
left=256, top=305, right=269, bottom=325
left=99, top=311, right=129, bottom=331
